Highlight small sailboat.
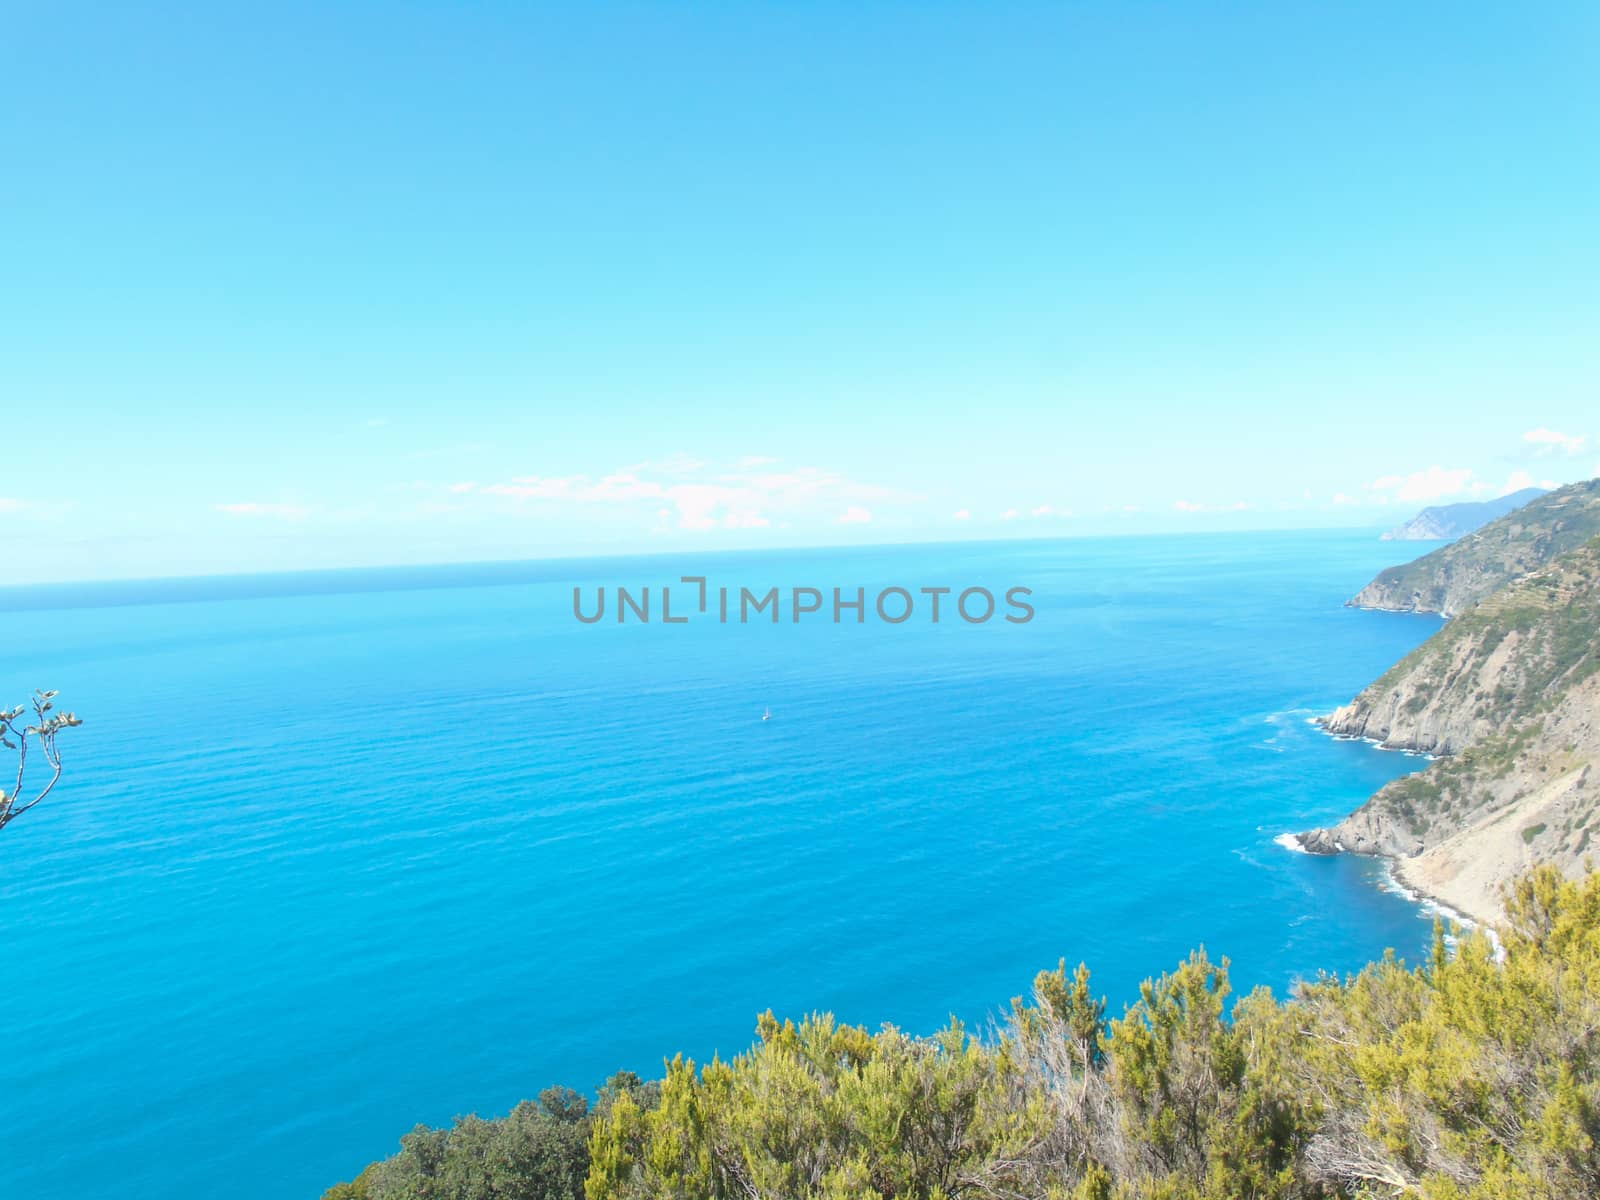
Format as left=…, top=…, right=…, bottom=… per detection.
left=762, top=706, right=771, bottom=721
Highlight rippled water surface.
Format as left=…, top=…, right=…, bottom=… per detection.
left=0, top=532, right=1444, bottom=1198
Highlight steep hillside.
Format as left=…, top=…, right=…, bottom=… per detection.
left=1304, top=535, right=1600, bottom=919
left=1349, top=478, right=1600, bottom=616
left=1380, top=486, right=1545, bottom=541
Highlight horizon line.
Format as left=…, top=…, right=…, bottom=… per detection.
left=1, top=520, right=1403, bottom=601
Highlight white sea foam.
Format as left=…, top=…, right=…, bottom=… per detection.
left=1377, top=862, right=1421, bottom=904
left=1360, top=735, right=1438, bottom=760
left=1376, top=860, right=1506, bottom=962
left=1273, top=832, right=1310, bottom=855
left=1311, top=720, right=1437, bottom=761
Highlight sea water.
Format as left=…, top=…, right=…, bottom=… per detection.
left=0, top=531, right=1445, bottom=1198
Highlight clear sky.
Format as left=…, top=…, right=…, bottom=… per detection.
left=3, top=2, right=1597, bottom=582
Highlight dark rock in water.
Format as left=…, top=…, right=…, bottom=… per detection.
left=1296, top=829, right=1342, bottom=856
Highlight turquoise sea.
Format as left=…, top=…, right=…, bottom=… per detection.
left=0, top=531, right=1445, bottom=1199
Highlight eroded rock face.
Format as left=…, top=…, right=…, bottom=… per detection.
left=1295, top=828, right=1342, bottom=856
left=1319, top=625, right=1529, bottom=756
left=1303, top=516, right=1600, bottom=922
left=1307, top=677, right=1600, bottom=921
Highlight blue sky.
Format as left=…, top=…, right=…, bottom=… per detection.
left=3, top=2, right=1597, bottom=582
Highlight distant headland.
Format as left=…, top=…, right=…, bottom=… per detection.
left=1300, top=478, right=1600, bottom=921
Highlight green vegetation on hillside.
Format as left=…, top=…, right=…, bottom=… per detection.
left=326, top=1081, right=650, bottom=1200
left=326, top=865, right=1600, bottom=1200
left=1369, top=533, right=1600, bottom=728
left=1317, top=534, right=1600, bottom=871
left=1351, top=478, right=1600, bottom=616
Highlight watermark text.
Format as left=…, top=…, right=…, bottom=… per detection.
left=573, top=577, right=1035, bottom=625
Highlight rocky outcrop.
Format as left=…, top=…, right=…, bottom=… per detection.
left=1305, top=531, right=1600, bottom=921
left=1349, top=479, right=1600, bottom=616
left=1319, top=624, right=1520, bottom=756
left=1310, top=672, right=1599, bottom=921
left=1380, top=487, right=1545, bottom=542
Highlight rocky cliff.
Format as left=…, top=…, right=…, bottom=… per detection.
left=1349, top=479, right=1600, bottom=616
left=1379, top=486, right=1545, bottom=542
left=1304, top=524, right=1600, bottom=921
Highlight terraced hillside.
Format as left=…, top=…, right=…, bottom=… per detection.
left=1305, top=533, right=1600, bottom=919
left=1349, top=478, right=1600, bottom=616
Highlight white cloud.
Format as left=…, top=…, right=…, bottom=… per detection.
left=484, top=475, right=581, bottom=500
left=669, top=483, right=750, bottom=530
left=621, top=452, right=706, bottom=476
left=1367, top=460, right=1565, bottom=506
left=215, top=502, right=311, bottom=519
left=0, top=497, right=24, bottom=513
left=448, top=481, right=477, bottom=494
left=738, top=455, right=778, bottom=469
left=484, top=472, right=668, bottom=503
left=477, top=458, right=899, bottom=533
left=837, top=505, right=872, bottom=524
left=1368, top=465, right=1474, bottom=503
left=1031, top=504, right=1053, bottom=517
left=1498, top=470, right=1560, bottom=496
left=952, top=508, right=970, bottom=520
left=1173, top=499, right=1250, bottom=514
left=1002, top=508, right=1019, bottom=520
left=1331, top=492, right=1359, bottom=506
left=584, top=472, right=667, bottom=502
left=735, top=466, right=896, bottom=502
left=1523, top=427, right=1587, bottom=455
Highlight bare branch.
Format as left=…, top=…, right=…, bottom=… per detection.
left=0, top=691, right=82, bottom=832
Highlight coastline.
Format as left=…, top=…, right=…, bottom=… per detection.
left=1275, top=829, right=1500, bottom=942
left=1288, top=714, right=1495, bottom=933
left=1307, top=711, right=1441, bottom=759
left=1312, top=721, right=1441, bottom=760
left=1383, top=854, right=1496, bottom=934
